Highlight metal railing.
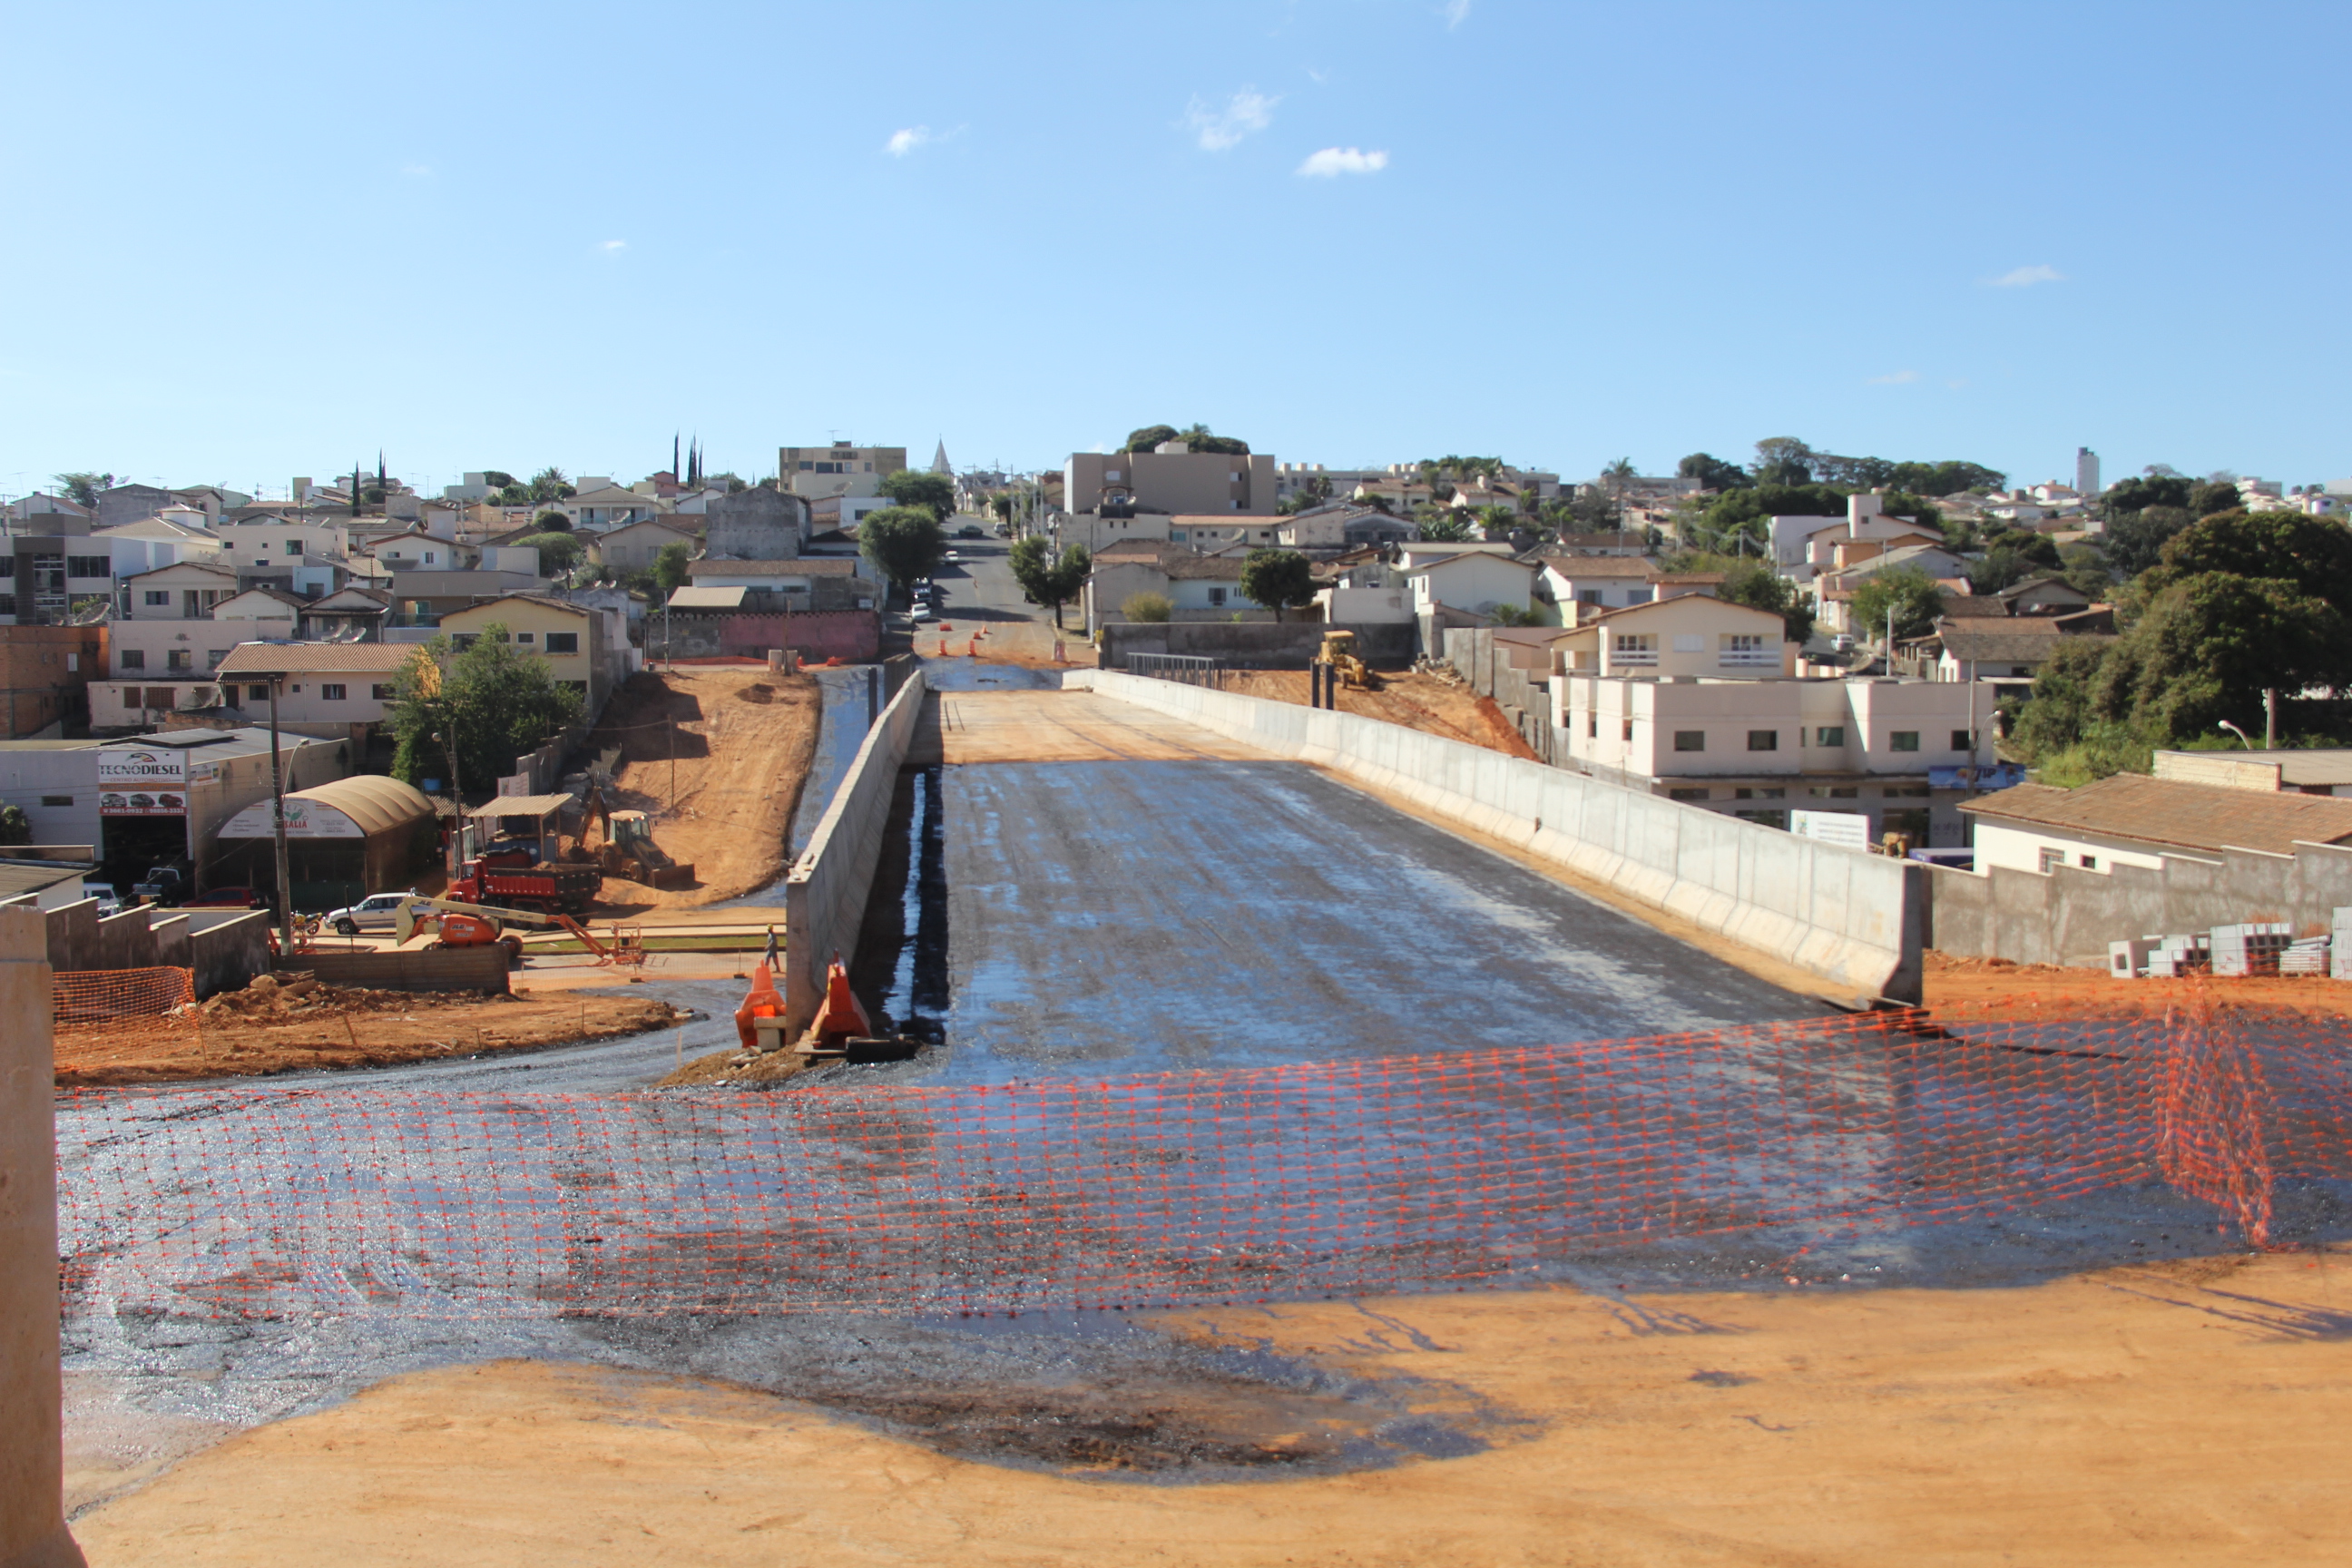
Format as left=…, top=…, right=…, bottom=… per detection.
left=1126, top=652, right=1230, bottom=689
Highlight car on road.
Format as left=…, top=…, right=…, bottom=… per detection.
left=322, top=890, right=427, bottom=936
left=956, top=524, right=984, bottom=539
left=909, top=603, right=936, bottom=623
left=184, top=886, right=269, bottom=910
left=944, top=550, right=961, bottom=563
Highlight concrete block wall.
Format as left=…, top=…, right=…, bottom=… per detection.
left=94, top=908, right=159, bottom=971
left=784, top=668, right=928, bottom=1031
left=1930, top=838, right=2352, bottom=968
left=2, top=895, right=269, bottom=997
left=1445, top=628, right=1555, bottom=763
left=190, top=912, right=270, bottom=998
left=657, top=611, right=881, bottom=664
left=1101, top=621, right=1416, bottom=671
left=1082, top=669, right=1926, bottom=1004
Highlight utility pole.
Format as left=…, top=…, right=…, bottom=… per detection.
left=266, top=677, right=293, bottom=955
left=2265, top=687, right=2278, bottom=750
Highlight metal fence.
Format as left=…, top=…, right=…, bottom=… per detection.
left=1126, top=652, right=1230, bottom=689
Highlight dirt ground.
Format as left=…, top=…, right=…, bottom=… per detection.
left=1222, top=668, right=1541, bottom=759
left=1920, top=949, right=2352, bottom=1018
left=54, top=975, right=683, bottom=1086
left=69, top=1244, right=2352, bottom=1566
left=585, top=667, right=820, bottom=910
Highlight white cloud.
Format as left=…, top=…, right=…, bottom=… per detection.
left=1989, top=263, right=2064, bottom=288
left=1184, top=88, right=1277, bottom=152
left=1867, top=369, right=1919, bottom=385
left=887, top=126, right=932, bottom=157
left=600, top=240, right=626, bottom=251
left=1297, top=146, right=1389, bottom=178
left=1442, top=0, right=1472, bottom=28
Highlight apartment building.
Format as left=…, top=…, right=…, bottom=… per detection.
left=779, top=443, right=907, bottom=501
left=1064, top=443, right=1279, bottom=516
left=0, top=625, right=107, bottom=738
left=440, top=594, right=622, bottom=713
left=1547, top=595, right=1795, bottom=678
left=1554, top=673, right=2000, bottom=845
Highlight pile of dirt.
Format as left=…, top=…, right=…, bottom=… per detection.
left=583, top=667, right=821, bottom=911
left=56, top=980, right=685, bottom=1087
left=1220, top=669, right=1540, bottom=759
left=1921, top=947, right=2352, bottom=1019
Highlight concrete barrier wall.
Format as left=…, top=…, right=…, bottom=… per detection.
left=785, top=668, right=928, bottom=1031
left=289, top=944, right=510, bottom=995
left=1101, top=621, right=1416, bottom=671
left=95, top=908, right=158, bottom=972
left=1083, top=670, right=1926, bottom=1003
left=190, top=912, right=270, bottom=998
left=1930, top=838, right=2352, bottom=968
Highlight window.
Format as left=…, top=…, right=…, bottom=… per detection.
left=282, top=540, right=299, bottom=554
left=372, top=684, right=394, bottom=700
left=1669, top=787, right=1710, bottom=801
left=514, top=632, right=535, bottom=644
left=2038, top=847, right=2064, bottom=875
left=122, top=690, right=141, bottom=709
left=1808, top=785, right=1860, bottom=799
left=1887, top=785, right=1931, bottom=798
left=1890, top=730, right=1921, bottom=752
left=1207, top=587, right=1227, bottom=606
left=41, top=796, right=69, bottom=807
left=1673, top=730, right=1706, bottom=752
left=2079, top=854, right=2098, bottom=870
left=1588, top=713, right=1598, bottom=739
left=1622, top=718, right=1634, bottom=742
left=1951, top=729, right=1975, bottom=752
left=165, top=650, right=191, bottom=671
left=1737, top=809, right=1791, bottom=830
left=423, top=552, right=437, bottom=564
left=1747, top=730, right=1778, bottom=751
left=120, top=650, right=145, bottom=670
left=1577, top=589, right=1602, bottom=604
left=249, top=684, right=270, bottom=702
left=320, top=683, right=346, bottom=701
left=1814, top=726, right=1845, bottom=747
left=66, top=555, right=108, bottom=578
left=144, top=590, right=170, bottom=607
left=544, top=632, right=578, bottom=653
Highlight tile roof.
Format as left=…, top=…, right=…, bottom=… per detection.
left=1936, top=596, right=2013, bottom=619
left=1936, top=626, right=2112, bottom=663
left=215, top=642, right=418, bottom=673
left=1162, top=555, right=1246, bottom=580
left=1963, top=773, right=2352, bottom=856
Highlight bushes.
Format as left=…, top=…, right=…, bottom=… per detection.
left=1121, top=592, right=1172, bottom=622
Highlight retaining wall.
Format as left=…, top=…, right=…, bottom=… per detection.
left=654, top=610, right=880, bottom=664
left=190, top=912, right=270, bottom=998
left=1930, top=838, right=2352, bottom=968
left=1444, top=627, right=1559, bottom=763
left=0, top=896, right=269, bottom=997
left=1082, top=670, right=1926, bottom=1003
left=1101, top=621, right=1416, bottom=671
left=784, top=668, right=928, bottom=1031
left=289, top=944, right=510, bottom=995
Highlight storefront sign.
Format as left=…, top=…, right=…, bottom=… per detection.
left=97, top=748, right=189, bottom=817
left=217, top=798, right=364, bottom=839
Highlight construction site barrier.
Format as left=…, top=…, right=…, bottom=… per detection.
left=53, top=966, right=197, bottom=1040
left=53, top=1004, right=2351, bottom=1322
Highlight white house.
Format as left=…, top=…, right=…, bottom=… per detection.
left=1406, top=552, right=1536, bottom=619
left=1962, top=773, right=2352, bottom=877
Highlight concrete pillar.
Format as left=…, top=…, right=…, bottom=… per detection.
left=0, top=905, right=82, bottom=1568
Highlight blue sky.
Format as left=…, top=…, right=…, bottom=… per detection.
left=3, top=1, right=2347, bottom=500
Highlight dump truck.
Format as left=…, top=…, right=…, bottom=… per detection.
left=447, top=857, right=601, bottom=916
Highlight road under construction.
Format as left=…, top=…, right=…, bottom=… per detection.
left=35, top=612, right=2352, bottom=1564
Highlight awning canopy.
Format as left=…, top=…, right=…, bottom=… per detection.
left=465, top=793, right=575, bottom=820
left=666, top=584, right=748, bottom=609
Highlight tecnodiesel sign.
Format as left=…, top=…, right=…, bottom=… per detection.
left=97, top=747, right=188, bottom=818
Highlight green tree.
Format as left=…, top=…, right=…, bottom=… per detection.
left=516, top=531, right=583, bottom=574
left=1416, top=514, right=1475, bottom=543
left=2092, top=573, right=2352, bottom=743
left=858, top=505, right=947, bottom=597
left=0, top=804, right=29, bottom=847
left=1122, top=422, right=1249, bottom=456
left=387, top=631, right=585, bottom=793
left=1008, top=535, right=1090, bottom=625
left=1239, top=549, right=1317, bottom=622
left=1750, top=437, right=1818, bottom=485
left=652, top=542, right=693, bottom=594
left=532, top=510, right=573, bottom=532
left=2102, top=505, right=2193, bottom=577
left=1716, top=560, right=1815, bottom=643
left=877, top=468, right=956, bottom=522
left=2141, top=510, right=2352, bottom=612
left=1478, top=504, right=1519, bottom=536
left=480, top=470, right=517, bottom=491
left=2094, top=474, right=2191, bottom=520
left=1849, top=566, right=1946, bottom=643
left=1676, top=453, right=1747, bottom=491
left=52, top=471, right=112, bottom=507
left=1121, top=592, right=1172, bottom=622
left=528, top=466, right=574, bottom=503
left=2187, top=479, right=2245, bottom=518
left=2011, top=635, right=2114, bottom=758
left=1122, top=424, right=1181, bottom=453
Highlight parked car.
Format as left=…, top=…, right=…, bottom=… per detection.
left=944, top=550, right=962, bottom=563
left=132, top=865, right=190, bottom=906
left=909, top=603, right=936, bottom=623
left=322, top=890, right=427, bottom=936
left=82, top=881, right=122, bottom=916
left=183, top=886, right=268, bottom=910
left=956, top=524, right=984, bottom=539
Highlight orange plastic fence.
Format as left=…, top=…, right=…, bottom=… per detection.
left=53, top=966, right=197, bottom=1034
left=53, top=1003, right=2352, bottom=1321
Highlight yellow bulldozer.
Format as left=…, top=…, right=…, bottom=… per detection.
left=1317, top=630, right=1380, bottom=691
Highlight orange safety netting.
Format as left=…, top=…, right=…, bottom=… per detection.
left=53, top=1002, right=2352, bottom=1321
left=53, top=966, right=199, bottom=1044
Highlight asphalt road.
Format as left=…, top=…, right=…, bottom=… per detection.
left=852, top=755, right=1829, bottom=1086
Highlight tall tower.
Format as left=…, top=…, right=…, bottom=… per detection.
left=2075, top=446, right=2101, bottom=496
left=930, top=439, right=952, bottom=475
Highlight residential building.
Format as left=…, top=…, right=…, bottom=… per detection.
left=1556, top=674, right=2001, bottom=843
left=1064, top=443, right=1279, bottom=516
left=2075, top=448, right=2101, bottom=496
left=1992, top=575, right=2096, bottom=617
left=1545, top=595, right=1795, bottom=679
left=92, top=515, right=225, bottom=580
left=439, top=594, right=621, bottom=712
left=808, top=495, right=896, bottom=534
left=1081, top=550, right=1256, bottom=632
left=1922, top=614, right=2115, bottom=686
left=1534, top=555, right=1660, bottom=619
left=591, top=518, right=700, bottom=571
left=677, top=556, right=871, bottom=612
left=1405, top=552, right=1537, bottom=619
left=117, top=561, right=240, bottom=628
left=297, top=587, right=390, bottom=641
left=779, top=442, right=907, bottom=501
left=211, top=642, right=417, bottom=741
left=94, top=484, right=177, bottom=529
left=5, top=493, right=93, bottom=524
left=386, top=569, right=545, bottom=632
left=366, top=530, right=472, bottom=572
left=1962, top=773, right=2352, bottom=877
left=1059, top=512, right=1175, bottom=555
left=704, top=485, right=811, bottom=560
left=0, top=625, right=107, bottom=738
left=0, top=522, right=113, bottom=627
left=1550, top=531, right=1651, bottom=557
left=561, top=478, right=671, bottom=531
left=1167, top=514, right=1287, bottom=552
